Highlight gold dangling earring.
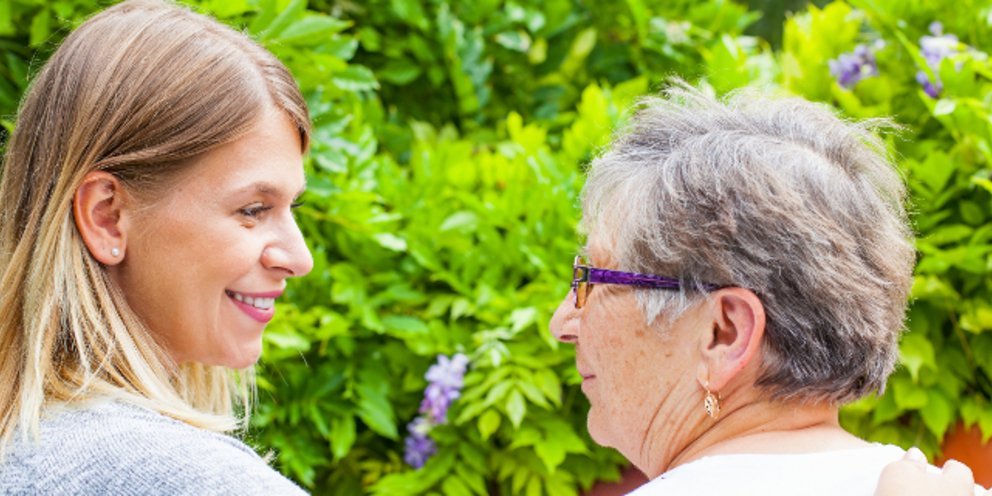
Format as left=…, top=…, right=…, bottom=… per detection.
left=703, top=381, right=721, bottom=419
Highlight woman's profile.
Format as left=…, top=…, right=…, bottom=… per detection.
left=549, top=81, right=948, bottom=495
left=0, top=0, right=312, bottom=493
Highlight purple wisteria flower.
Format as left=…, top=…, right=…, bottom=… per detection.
left=420, top=353, right=469, bottom=423
left=916, top=21, right=963, bottom=98
left=829, top=43, right=880, bottom=88
left=403, top=353, right=469, bottom=469
left=402, top=418, right=437, bottom=468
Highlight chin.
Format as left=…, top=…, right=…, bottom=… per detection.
left=227, top=348, right=263, bottom=369
left=586, top=410, right=613, bottom=448
left=210, top=340, right=263, bottom=369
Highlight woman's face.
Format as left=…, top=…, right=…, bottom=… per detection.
left=549, top=242, right=706, bottom=464
left=112, top=108, right=313, bottom=369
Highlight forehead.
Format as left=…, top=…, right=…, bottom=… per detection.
left=170, top=110, right=305, bottom=197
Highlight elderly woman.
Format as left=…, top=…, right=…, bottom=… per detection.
left=0, top=0, right=311, bottom=493
left=550, top=81, right=925, bottom=494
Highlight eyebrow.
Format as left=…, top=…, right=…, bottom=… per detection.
left=235, top=181, right=307, bottom=200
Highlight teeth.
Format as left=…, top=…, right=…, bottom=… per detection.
left=227, top=291, right=275, bottom=310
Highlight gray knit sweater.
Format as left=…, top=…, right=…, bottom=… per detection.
left=0, top=400, right=307, bottom=495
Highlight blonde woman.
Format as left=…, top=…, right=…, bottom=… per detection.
left=0, top=0, right=312, bottom=493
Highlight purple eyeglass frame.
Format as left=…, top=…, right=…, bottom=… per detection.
left=571, top=256, right=724, bottom=308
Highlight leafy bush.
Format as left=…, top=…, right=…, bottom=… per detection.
left=4, top=0, right=992, bottom=494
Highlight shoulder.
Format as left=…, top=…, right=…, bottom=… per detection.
left=2, top=400, right=305, bottom=495
left=630, top=445, right=910, bottom=496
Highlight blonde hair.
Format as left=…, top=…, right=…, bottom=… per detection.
left=0, top=0, right=310, bottom=453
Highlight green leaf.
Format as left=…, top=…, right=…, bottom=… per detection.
left=440, top=211, right=479, bottom=232
left=494, top=31, right=531, bottom=52
left=390, top=0, right=429, bottom=31
left=534, top=368, right=562, bottom=406
left=624, top=0, right=648, bottom=41
left=203, top=0, right=251, bottom=18
left=330, top=414, right=357, bottom=460
left=0, top=1, right=13, bottom=36
left=453, top=463, right=487, bottom=496
left=535, top=438, right=566, bottom=472
left=517, top=380, right=551, bottom=409
left=29, top=9, right=50, bottom=47
left=924, top=224, right=973, bottom=246
left=378, top=59, right=422, bottom=85
left=483, top=380, right=513, bottom=407
left=933, top=99, right=956, bottom=116
left=373, top=232, right=407, bottom=251
left=382, top=315, right=429, bottom=335
left=508, top=307, right=538, bottom=333
left=441, top=474, right=473, bottom=496
left=960, top=201, right=985, bottom=226
left=477, top=409, right=501, bottom=440
left=332, top=65, right=380, bottom=92
left=525, top=475, right=542, bottom=496
left=505, top=389, right=526, bottom=428
left=892, top=375, right=928, bottom=409
left=255, top=0, right=306, bottom=40
left=979, top=408, right=992, bottom=443
left=920, top=390, right=954, bottom=439
left=356, top=379, right=398, bottom=439
left=276, top=15, right=351, bottom=44
left=899, top=332, right=936, bottom=382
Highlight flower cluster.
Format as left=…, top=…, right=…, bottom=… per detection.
left=828, top=22, right=969, bottom=99
left=829, top=42, right=880, bottom=88
left=916, top=22, right=963, bottom=98
left=402, top=353, right=469, bottom=468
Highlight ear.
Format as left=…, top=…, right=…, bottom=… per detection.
left=73, top=171, right=130, bottom=265
left=695, top=287, right=766, bottom=392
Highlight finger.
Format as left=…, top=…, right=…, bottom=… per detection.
left=876, top=459, right=928, bottom=495
left=940, top=459, right=975, bottom=491
left=879, top=458, right=928, bottom=480
left=904, top=446, right=927, bottom=464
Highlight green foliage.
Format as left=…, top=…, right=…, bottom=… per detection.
left=778, top=0, right=992, bottom=456
left=5, top=0, right=992, bottom=493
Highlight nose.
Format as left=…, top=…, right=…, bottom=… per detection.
left=262, top=215, right=314, bottom=277
left=549, top=290, right=579, bottom=343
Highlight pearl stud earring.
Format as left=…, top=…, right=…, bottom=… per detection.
left=111, top=247, right=120, bottom=257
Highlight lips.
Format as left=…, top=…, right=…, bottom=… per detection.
left=579, top=372, right=596, bottom=395
left=226, top=289, right=281, bottom=323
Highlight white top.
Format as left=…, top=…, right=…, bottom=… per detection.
left=628, top=444, right=944, bottom=496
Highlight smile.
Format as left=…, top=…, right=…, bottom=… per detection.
left=225, top=289, right=280, bottom=323
left=226, top=290, right=275, bottom=310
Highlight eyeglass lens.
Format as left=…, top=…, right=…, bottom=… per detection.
left=573, top=257, right=589, bottom=309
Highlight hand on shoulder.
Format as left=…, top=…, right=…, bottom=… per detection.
left=875, top=447, right=984, bottom=496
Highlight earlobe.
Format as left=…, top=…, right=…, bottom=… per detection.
left=73, top=171, right=129, bottom=265
left=696, top=288, right=766, bottom=392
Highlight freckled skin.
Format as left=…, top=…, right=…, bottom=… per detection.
left=549, top=240, right=863, bottom=479
left=549, top=242, right=706, bottom=469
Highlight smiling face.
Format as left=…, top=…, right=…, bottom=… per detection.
left=549, top=241, right=707, bottom=464
left=111, top=108, right=313, bottom=369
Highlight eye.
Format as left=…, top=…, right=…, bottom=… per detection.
left=239, top=203, right=272, bottom=219
left=290, top=200, right=305, bottom=209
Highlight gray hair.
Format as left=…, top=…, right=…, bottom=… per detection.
left=582, top=80, right=914, bottom=404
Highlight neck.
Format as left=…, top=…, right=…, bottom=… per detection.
left=636, top=394, right=865, bottom=479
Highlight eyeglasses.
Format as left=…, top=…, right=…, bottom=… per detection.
left=570, top=256, right=723, bottom=309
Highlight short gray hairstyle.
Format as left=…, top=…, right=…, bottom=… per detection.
left=582, top=80, right=914, bottom=404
